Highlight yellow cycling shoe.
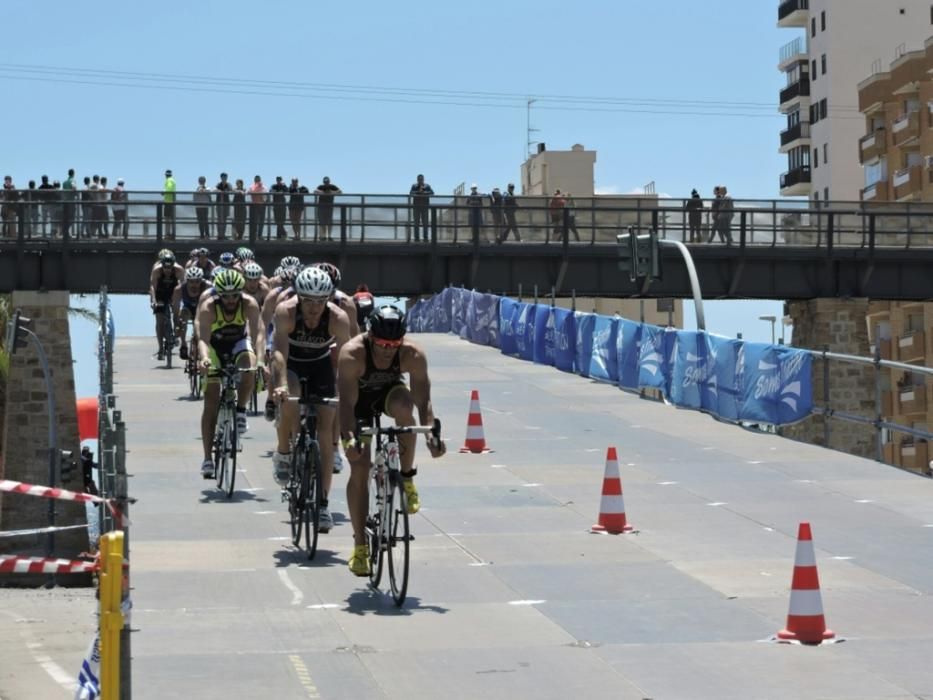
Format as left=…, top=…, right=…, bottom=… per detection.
left=348, top=544, right=371, bottom=577
left=402, top=477, right=420, bottom=514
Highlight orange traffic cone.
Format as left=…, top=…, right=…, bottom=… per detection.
left=777, top=522, right=835, bottom=644
left=591, top=447, right=633, bottom=534
left=459, top=390, right=493, bottom=453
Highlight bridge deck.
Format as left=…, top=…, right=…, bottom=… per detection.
left=3, top=332, right=933, bottom=698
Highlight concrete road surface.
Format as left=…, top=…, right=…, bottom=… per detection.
left=3, top=332, right=933, bottom=699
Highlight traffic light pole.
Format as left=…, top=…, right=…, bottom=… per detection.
left=658, top=239, right=706, bottom=332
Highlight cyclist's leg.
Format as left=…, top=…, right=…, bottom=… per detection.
left=233, top=339, right=256, bottom=409
left=384, top=384, right=417, bottom=475
left=200, top=347, right=222, bottom=473
left=152, top=304, right=164, bottom=353
left=276, top=368, right=301, bottom=456
left=346, top=402, right=375, bottom=548
left=306, top=356, right=338, bottom=497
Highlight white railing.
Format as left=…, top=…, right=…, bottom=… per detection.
left=779, top=37, right=805, bottom=64
left=893, top=168, right=911, bottom=188
left=892, top=114, right=910, bottom=133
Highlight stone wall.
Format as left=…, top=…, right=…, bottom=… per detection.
left=782, top=298, right=876, bottom=458
left=0, top=291, right=89, bottom=578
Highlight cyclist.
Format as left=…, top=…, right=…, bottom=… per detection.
left=313, top=262, right=360, bottom=337
left=235, top=246, right=254, bottom=267
left=217, top=251, right=237, bottom=271
left=352, top=283, right=375, bottom=330
left=271, top=267, right=351, bottom=532
left=196, top=268, right=264, bottom=479
left=261, top=264, right=301, bottom=420
left=338, top=305, right=446, bottom=576
left=148, top=249, right=184, bottom=359
left=242, top=261, right=269, bottom=307
left=173, top=265, right=210, bottom=360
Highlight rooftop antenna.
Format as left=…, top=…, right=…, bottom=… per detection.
left=526, top=98, right=541, bottom=159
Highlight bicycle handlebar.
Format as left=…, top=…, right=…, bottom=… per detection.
left=358, top=418, right=442, bottom=441
left=205, top=366, right=258, bottom=378
left=284, top=395, right=339, bottom=407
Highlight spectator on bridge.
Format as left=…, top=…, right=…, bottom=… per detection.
left=564, top=192, right=581, bottom=242
left=685, top=189, right=704, bottom=243
left=233, top=178, right=247, bottom=240
left=24, top=180, right=38, bottom=238
left=215, top=172, right=232, bottom=239
left=111, top=178, right=128, bottom=238
left=548, top=188, right=565, bottom=244
left=288, top=177, right=310, bottom=241
left=270, top=175, right=289, bottom=240
left=48, top=181, right=63, bottom=237
left=163, top=169, right=177, bottom=240
left=98, top=176, right=111, bottom=237
left=194, top=176, right=212, bottom=239
left=89, top=174, right=104, bottom=238
left=497, top=183, right=521, bottom=243
left=2, top=176, right=18, bottom=238
left=248, top=174, right=267, bottom=240
left=710, top=185, right=734, bottom=245
left=489, top=187, right=504, bottom=241
left=314, top=176, right=341, bottom=241
left=410, top=174, right=434, bottom=242
left=81, top=176, right=94, bottom=237
left=61, top=168, right=77, bottom=238
left=706, top=186, right=721, bottom=243
left=38, top=175, right=55, bottom=236
left=466, top=184, right=485, bottom=241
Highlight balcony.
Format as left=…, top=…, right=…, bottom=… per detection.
left=779, top=78, right=810, bottom=111
left=892, top=112, right=920, bottom=146
left=780, top=165, right=811, bottom=196
left=890, top=51, right=927, bottom=94
left=897, top=440, right=930, bottom=473
left=860, top=181, right=890, bottom=202
left=893, top=165, right=922, bottom=201
left=897, top=384, right=927, bottom=415
left=780, top=121, right=810, bottom=151
left=859, top=128, right=886, bottom=164
left=778, top=37, right=807, bottom=71
left=858, top=72, right=891, bottom=114
left=897, top=330, right=926, bottom=362
left=778, top=0, right=809, bottom=27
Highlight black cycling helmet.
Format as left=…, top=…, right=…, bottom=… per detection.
left=368, top=305, right=406, bottom=342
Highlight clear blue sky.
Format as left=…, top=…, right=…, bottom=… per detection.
left=5, top=1, right=792, bottom=394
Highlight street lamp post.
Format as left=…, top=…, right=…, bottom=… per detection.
left=759, top=315, right=777, bottom=345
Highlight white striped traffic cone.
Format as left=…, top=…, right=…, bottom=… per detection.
left=777, top=522, right=835, bottom=644
left=591, top=447, right=633, bottom=534
left=459, top=390, right=493, bottom=453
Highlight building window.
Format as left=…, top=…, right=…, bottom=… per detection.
left=821, top=10, right=826, bottom=31
left=814, top=148, right=819, bottom=168
left=821, top=54, right=827, bottom=75
left=812, top=59, right=817, bottom=79
left=811, top=17, right=817, bottom=36
left=823, top=143, right=828, bottom=163
left=820, top=99, right=828, bottom=119
left=810, top=104, right=819, bottom=124
left=824, top=187, right=829, bottom=201
left=814, top=191, right=820, bottom=202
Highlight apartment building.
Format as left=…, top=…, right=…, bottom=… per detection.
left=857, top=38, right=933, bottom=203
left=777, top=0, right=932, bottom=201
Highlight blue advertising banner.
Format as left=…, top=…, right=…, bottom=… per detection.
left=498, top=297, right=520, bottom=356
left=574, top=312, right=595, bottom=377
left=515, top=303, right=537, bottom=362
left=589, top=315, right=619, bottom=382
left=709, top=335, right=743, bottom=421
left=669, top=331, right=717, bottom=411
left=451, top=288, right=467, bottom=338
left=552, top=307, right=576, bottom=373
left=741, top=344, right=812, bottom=425
left=638, top=324, right=673, bottom=394
left=486, top=294, right=501, bottom=348
left=433, top=288, right=452, bottom=333
left=616, top=318, right=643, bottom=390
left=469, top=292, right=498, bottom=346
left=533, top=305, right=555, bottom=366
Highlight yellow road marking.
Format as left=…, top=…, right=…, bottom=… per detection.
left=288, top=655, right=321, bottom=698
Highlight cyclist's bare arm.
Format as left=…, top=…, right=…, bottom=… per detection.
left=337, top=341, right=364, bottom=442
left=404, top=345, right=435, bottom=426
left=328, top=302, right=352, bottom=356
left=244, top=295, right=263, bottom=357
left=171, top=286, right=183, bottom=320
left=261, top=287, right=280, bottom=328
left=272, top=300, right=295, bottom=396
left=148, top=268, right=160, bottom=306
left=195, top=297, right=216, bottom=369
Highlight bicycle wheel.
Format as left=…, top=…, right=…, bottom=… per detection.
left=387, top=474, right=411, bottom=606
left=223, top=406, right=237, bottom=498
left=367, top=469, right=386, bottom=588
left=290, top=445, right=307, bottom=548
left=303, top=441, right=323, bottom=560
left=188, top=357, right=200, bottom=398
left=164, top=313, right=174, bottom=369
left=213, top=414, right=227, bottom=492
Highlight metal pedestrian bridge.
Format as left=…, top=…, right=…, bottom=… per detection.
left=2, top=193, right=933, bottom=299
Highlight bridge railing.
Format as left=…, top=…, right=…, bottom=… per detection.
left=4, top=191, right=933, bottom=250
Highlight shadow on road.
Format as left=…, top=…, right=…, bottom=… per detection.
left=344, top=589, right=449, bottom=616
left=272, top=546, right=343, bottom=569
left=198, top=488, right=268, bottom=504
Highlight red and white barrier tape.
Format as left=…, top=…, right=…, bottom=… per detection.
left=0, top=555, right=98, bottom=575
left=0, top=479, right=129, bottom=527
left=0, top=523, right=90, bottom=539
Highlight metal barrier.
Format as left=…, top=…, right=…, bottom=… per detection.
left=4, top=191, right=933, bottom=250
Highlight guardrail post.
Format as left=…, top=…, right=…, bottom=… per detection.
left=874, top=342, right=883, bottom=463
left=533, top=284, right=538, bottom=305
left=822, top=345, right=831, bottom=447
left=739, top=211, right=747, bottom=248
left=155, top=203, right=163, bottom=243
left=340, top=205, right=348, bottom=243
left=430, top=206, right=438, bottom=244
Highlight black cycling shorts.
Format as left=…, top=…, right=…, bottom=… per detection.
left=286, top=356, right=336, bottom=399
left=354, top=381, right=407, bottom=425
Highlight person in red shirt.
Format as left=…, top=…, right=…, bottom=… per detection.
left=248, top=175, right=267, bottom=240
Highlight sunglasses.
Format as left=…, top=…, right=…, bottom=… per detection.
left=298, top=295, right=328, bottom=304
left=218, top=292, right=241, bottom=299
left=372, top=337, right=402, bottom=349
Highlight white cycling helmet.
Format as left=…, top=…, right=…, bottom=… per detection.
left=185, top=266, right=204, bottom=282
left=280, top=255, right=301, bottom=269
left=243, top=262, right=263, bottom=280
left=293, top=266, right=334, bottom=299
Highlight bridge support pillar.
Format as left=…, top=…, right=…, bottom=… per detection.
left=0, top=291, right=89, bottom=583
left=781, top=297, right=875, bottom=459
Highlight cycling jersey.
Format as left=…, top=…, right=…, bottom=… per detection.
left=288, top=304, right=333, bottom=363
left=181, top=282, right=206, bottom=315
left=207, top=297, right=252, bottom=372
left=355, top=338, right=406, bottom=422
left=154, top=269, right=178, bottom=304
